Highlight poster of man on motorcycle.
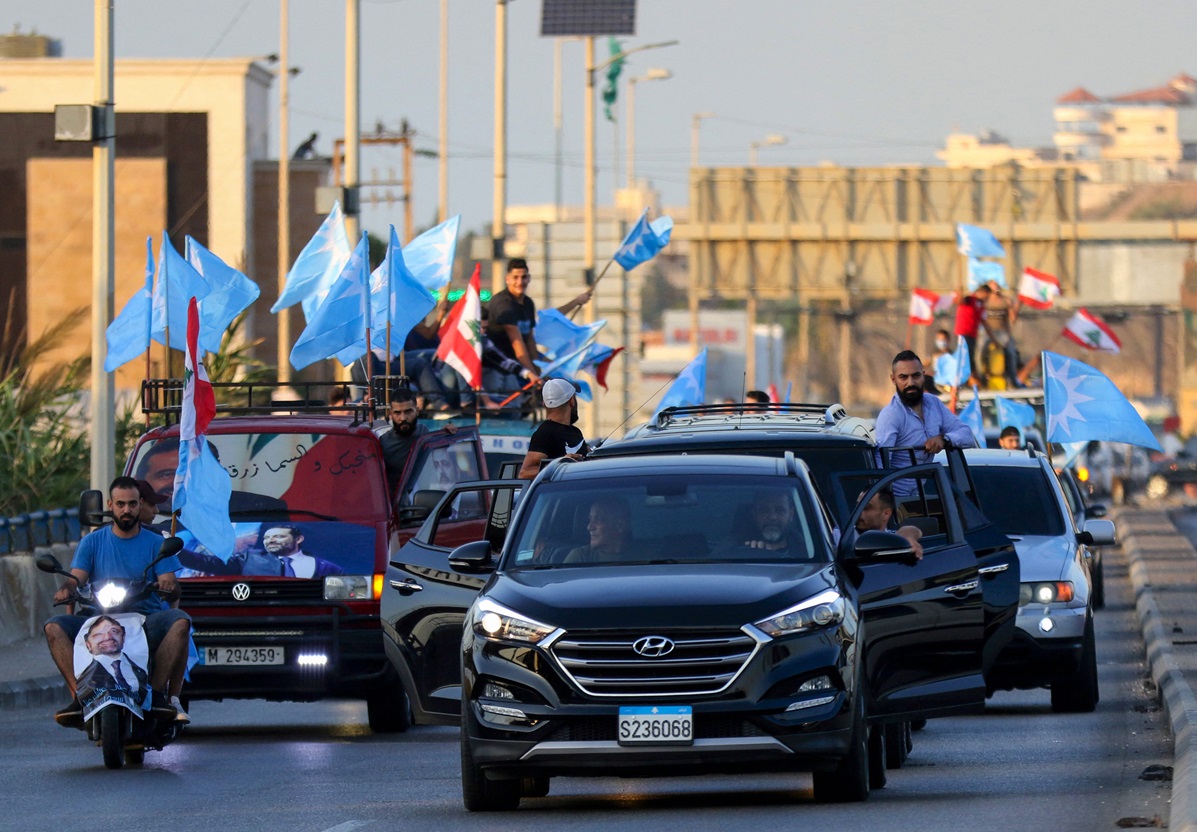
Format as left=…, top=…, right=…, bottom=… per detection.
left=73, top=613, right=152, bottom=720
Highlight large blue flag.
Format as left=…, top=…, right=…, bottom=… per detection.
left=936, top=337, right=972, bottom=388
left=539, top=342, right=595, bottom=402
left=104, top=237, right=155, bottom=372
left=272, top=201, right=352, bottom=320
left=958, top=387, right=985, bottom=447
left=369, top=225, right=437, bottom=355
left=402, top=215, right=460, bottom=291
left=152, top=234, right=212, bottom=351
left=185, top=236, right=261, bottom=354
left=651, top=348, right=708, bottom=420
left=995, top=396, right=1036, bottom=430
left=536, top=308, right=606, bottom=361
left=967, top=257, right=1007, bottom=290
left=956, top=223, right=1006, bottom=258
left=614, top=209, right=674, bottom=271
left=290, top=234, right=372, bottom=370
left=1043, top=351, right=1161, bottom=451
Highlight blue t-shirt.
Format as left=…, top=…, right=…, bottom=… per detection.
left=71, top=526, right=183, bottom=614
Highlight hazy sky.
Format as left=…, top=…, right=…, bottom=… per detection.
left=8, top=0, right=1197, bottom=238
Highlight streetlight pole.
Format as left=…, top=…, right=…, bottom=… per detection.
left=438, top=0, right=448, bottom=224
left=689, top=111, right=714, bottom=360
left=344, top=0, right=360, bottom=243
left=626, top=68, right=671, bottom=190
left=691, top=111, right=715, bottom=169
left=492, top=0, right=508, bottom=294
left=91, top=0, right=115, bottom=490
left=277, top=0, right=292, bottom=385
left=749, top=133, right=787, bottom=166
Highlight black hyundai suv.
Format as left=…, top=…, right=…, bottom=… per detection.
left=382, top=450, right=1019, bottom=810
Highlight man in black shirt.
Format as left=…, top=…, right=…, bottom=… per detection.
left=379, top=388, right=455, bottom=495
left=488, top=258, right=592, bottom=384
left=518, top=379, right=587, bottom=479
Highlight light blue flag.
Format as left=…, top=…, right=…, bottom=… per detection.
left=967, top=257, right=1007, bottom=290
left=536, top=308, right=606, bottom=361
left=290, top=234, right=372, bottom=371
left=174, top=437, right=234, bottom=560
left=956, top=223, right=1006, bottom=258
left=152, top=234, right=212, bottom=351
left=1043, top=351, right=1161, bottom=451
left=995, top=396, right=1036, bottom=430
left=1059, top=441, right=1088, bottom=469
left=613, top=209, right=674, bottom=271
left=783, top=382, right=793, bottom=403
left=937, top=337, right=972, bottom=388
left=271, top=201, right=352, bottom=320
left=185, top=237, right=261, bottom=354
left=651, top=348, right=708, bottom=420
left=369, top=225, right=437, bottom=355
left=539, top=342, right=595, bottom=402
left=958, top=386, right=985, bottom=447
left=104, top=237, right=155, bottom=372
left=402, top=215, right=460, bottom=291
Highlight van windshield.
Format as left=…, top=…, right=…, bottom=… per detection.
left=505, top=475, right=829, bottom=568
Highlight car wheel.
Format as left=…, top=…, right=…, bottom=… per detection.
left=1091, top=560, right=1106, bottom=610
left=461, top=735, right=521, bottom=811
left=812, top=689, right=869, bottom=803
left=1146, top=475, right=1169, bottom=500
left=366, top=672, right=411, bottom=734
left=1051, top=616, right=1099, bottom=713
left=910, top=718, right=927, bottom=732
left=884, top=722, right=909, bottom=769
left=520, top=776, right=550, bottom=798
left=868, top=725, right=888, bottom=788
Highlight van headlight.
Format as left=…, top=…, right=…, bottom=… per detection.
left=754, top=589, right=845, bottom=638
left=324, top=575, right=373, bottom=600
left=472, top=598, right=556, bottom=644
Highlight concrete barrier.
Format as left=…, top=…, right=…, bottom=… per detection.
left=0, top=544, right=75, bottom=647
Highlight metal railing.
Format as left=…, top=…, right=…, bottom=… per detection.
left=0, top=508, right=81, bottom=556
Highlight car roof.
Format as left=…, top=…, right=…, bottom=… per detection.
left=137, top=415, right=384, bottom=439
left=544, top=452, right=811, bottom=483
left=958, top=447, right=1050, bottom=468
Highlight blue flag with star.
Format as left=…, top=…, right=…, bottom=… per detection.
left=104, top=237, right=155, bottom=372
left=402, top=215, right=460, bottom=291
left=967, top=257, right=1006, bottom=290
left=290, top=233, right=372, bottom=370
left=651, top=348, right=708, bottom=420
left=613, top=209, right=674, bottom=271
left=369, top=225, right=437, bottom=355
left=271, top=201, right=352, bottom=320
left=956, top=223, right=1006, bottom=258
left=995, top=396, right=1036, bottom=430
left=1043, top=351, right=1160, bottom=451
left=958, top=386, right=985, bottom=446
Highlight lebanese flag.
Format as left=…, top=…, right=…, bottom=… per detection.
left=181, top=296, right=216, bottom=440
left=1019, top=267, right=1061, bottom=309
left=767, top=383, right=780, bottom=403
left=909, top=288, right=955, bottom=325
left=584, top=345, right=624, bottom=391
left=436, top=264, right=483, bottom=388
left=1062, top=308, right=1121, bottom=354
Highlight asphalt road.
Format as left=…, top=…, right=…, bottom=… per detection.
left=0, top=545, right=1172, bottom=832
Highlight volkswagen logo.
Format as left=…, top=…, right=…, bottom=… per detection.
left=632, top=636, right=675, bottom=658
left=231, top=582, right=251, bottom=601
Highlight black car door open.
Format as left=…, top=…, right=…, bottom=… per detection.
left=831, top=463, right=988, bottom=722
left=381, top=480, right=524, bottom=725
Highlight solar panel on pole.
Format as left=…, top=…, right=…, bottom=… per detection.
left=539, top=0, right=636, bottom=36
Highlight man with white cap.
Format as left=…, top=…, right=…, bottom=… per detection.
left=518, top=378, right=587, bottom=479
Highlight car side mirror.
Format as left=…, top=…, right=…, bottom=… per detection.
left=848, top=530, right=917, bottom=564
left=397, top=505, right=433, bottom=528
left=1079, top=518, right=1116, bottom=547
left=78, top=489, right=107, bottom=528
left=448, top=540, right=495, bottom=571
left=1084, top=504, right=1108, bottom=519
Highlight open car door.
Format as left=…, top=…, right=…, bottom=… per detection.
left=381, top=479, right=525, bottom=725
left=830, top=463, right=991, bottom=722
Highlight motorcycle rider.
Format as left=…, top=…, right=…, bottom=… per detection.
left=45, top=476, right=192, bottom=726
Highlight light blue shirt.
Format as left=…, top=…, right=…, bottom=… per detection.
left=874, top=392, right=976, bottom=471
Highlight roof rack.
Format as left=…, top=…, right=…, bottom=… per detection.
left=654, top=402, right=847, bottom=429
left=141, top=379, right=379, bottom=423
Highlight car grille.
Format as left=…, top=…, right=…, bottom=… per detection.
left=549, top=628, right=760, bottom=697
left=545, top=715, right=769, bottom=743
left=181, top=580, right=326, bottom=604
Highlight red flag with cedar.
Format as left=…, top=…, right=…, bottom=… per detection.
left=436, top=263, right=483, bottom=388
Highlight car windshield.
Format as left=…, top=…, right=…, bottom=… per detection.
left=505, top=474, right=829, bottom=568
left=969, top=466, right=1065, bottom=537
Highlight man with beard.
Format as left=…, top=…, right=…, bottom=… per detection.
left=518, top=378, right=587, bottom=479
left=733, top=489, right=808, bottom=557
left=44, top=477, right=191, bottom=726
left=178, top=523, right=343, bottom=578
left=875, top=350, right=974, bottom=481
left=379, top=388, right=455, bottom=495
left=76, top=615, right=152, bottom=708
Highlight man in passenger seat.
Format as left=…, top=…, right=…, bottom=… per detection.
left=854, top=488, right=924, bottom=560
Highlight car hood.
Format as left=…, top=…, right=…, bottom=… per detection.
left=486, top=562, right=840, bottom=631
left=1010, top=534, right=1075, bottom=582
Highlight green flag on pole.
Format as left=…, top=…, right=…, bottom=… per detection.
left=602, top=37, right=624, bottom=122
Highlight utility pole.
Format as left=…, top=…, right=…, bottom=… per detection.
left=91, top=0, right=115, bottom=490
left=277, top=0, right=292, bottom=385
left=343, top=0, right=360, bottom=243
left=438, top=0, right=448, bottom=224
left=492, top=0, right=508, bottom=294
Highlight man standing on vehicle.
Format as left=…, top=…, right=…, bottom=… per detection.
left=380, top=388, right=455, bottom=495
left=518, top=379, right=587, bottom=479
left=875, top=350, right=975, bottom=476
left=44, top=476, right=192, bottom=726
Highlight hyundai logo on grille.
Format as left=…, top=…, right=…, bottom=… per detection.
left=231, top=583, right=251, bottom=601
left=632, top=636, right=675, bottom=658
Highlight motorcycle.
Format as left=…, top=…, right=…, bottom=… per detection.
left=37, top=537, right=185, bottom=769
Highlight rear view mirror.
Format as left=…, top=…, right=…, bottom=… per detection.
left=849, top=530, right=917, bottom=564
left=397, top=490, right=444, bottom=527
left=448, top=540, right=495, bottom=571
left=1080, top=518, right=1116, bottom=547
left=78, top=489, right=106, bottom=528
left=35, top=552, right=65, bottom=574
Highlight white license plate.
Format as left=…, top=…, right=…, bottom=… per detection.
left=203, top=646, right=284, bottom=666
left=617, top=705, right=693, bottom=746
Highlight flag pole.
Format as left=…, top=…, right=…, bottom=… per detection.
left=497, top=378, right=537, bottom=409
left=568, top=257, right=615, bottom=321
left=904, top=319, right=913, bottom=350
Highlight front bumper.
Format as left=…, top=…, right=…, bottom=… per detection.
left=988, top=604, right=1087, bottom=691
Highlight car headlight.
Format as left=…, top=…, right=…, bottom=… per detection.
left=754, top=589, right=845, bottom=638
left=472, top=598, right=556, bottom=644
left=95, top=583, right=127, bottom=609
left=1018, top=581, right=1074, bottom=606
left=324, top=575, right=373, bottom=600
